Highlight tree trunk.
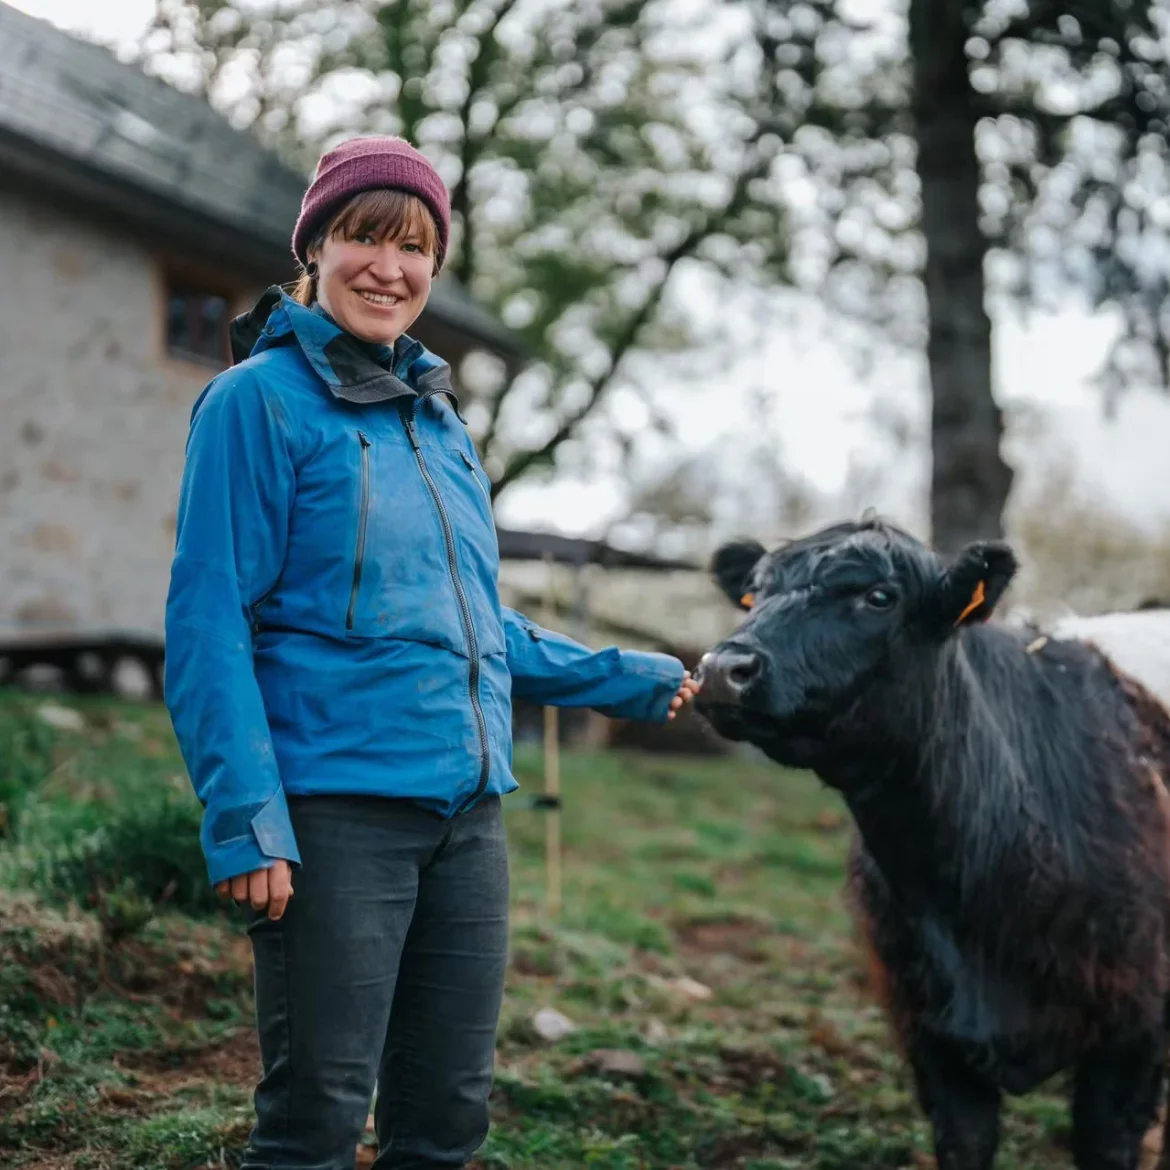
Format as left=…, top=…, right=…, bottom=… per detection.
left=911, top=0, right=1013, bottom=554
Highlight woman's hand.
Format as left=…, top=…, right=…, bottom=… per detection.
left=216, top=860, right=294, bottom=921
left=667, top=671, right=702, bottom=720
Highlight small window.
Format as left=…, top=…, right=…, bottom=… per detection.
left=165, top=280, right=230, bottom=366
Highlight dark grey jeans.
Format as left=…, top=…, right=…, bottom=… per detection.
left=239, top=793, right=509, bottom=1170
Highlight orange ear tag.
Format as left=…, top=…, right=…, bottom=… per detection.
left=740, top=593, right=755, bottom=609
left=955, top=580, right=986, bottom=626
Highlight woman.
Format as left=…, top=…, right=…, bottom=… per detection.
left=163, top=135, right=699, bottom=1170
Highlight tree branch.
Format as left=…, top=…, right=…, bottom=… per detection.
left=451, top=0, right=522, bottom=288
left=489, top=141, right=774, bottom=497
left=377, top=0, right=435, bottom=143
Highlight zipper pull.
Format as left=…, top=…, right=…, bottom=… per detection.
left=402, top=412, right=421, bottom=452
left=358, top=431, right=371, bottom=449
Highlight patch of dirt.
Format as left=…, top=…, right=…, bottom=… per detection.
left=112, top=1027, right=260, bottom=1095
left=806, top=1013, right=855, bottom=1059
left=567, top=1048, right=648, bottom=1080
left=807, top=808, right=848, bottom=834
left=0, top=1050, right=57, bottom=1106
left=509, top=947, right=559, bottom=977
left=23, top=964, right=82, bottom=1010
left=673, top=916, right=770, bottom=962
left=114, top=929, right=252, bottom=1017
left=714, top=1044, right=790, bottom=1089
left=695, top=1131, right=774, bottom=1167
left=2, top=895, right=253, bottom=1026
left=78, top=1031, right=261, bottom=1124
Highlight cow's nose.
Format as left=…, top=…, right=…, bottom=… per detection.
left=696, top=646, right=763, bottom=704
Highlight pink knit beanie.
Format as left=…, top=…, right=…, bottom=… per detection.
left=292, top=136, right=451, bottom=271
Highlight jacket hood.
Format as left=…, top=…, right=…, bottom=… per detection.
left=228, top=285, right=460, bottom=410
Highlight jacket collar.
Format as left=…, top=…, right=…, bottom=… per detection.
left=228, top=286, right=460, bottom=411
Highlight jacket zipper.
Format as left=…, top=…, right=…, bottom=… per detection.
left=459, top=449, right=493, bottom=508
left=251, top=581, right=279, bottom=635
left=346, top=431, right=371, bottom=631
left=403, top=397, right=490, bottom=812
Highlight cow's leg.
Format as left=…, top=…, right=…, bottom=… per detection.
left=1071, top=1033, right=1165, bottom=1170
left=908, top=1034, right=1002, bottom=1170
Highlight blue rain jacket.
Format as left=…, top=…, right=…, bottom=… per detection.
left=164, top=289, right=685, bottom=886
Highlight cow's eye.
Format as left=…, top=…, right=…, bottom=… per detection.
left=865, top=587, right=895, bottom=610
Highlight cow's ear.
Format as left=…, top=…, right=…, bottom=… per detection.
left=710, top=539, right=766, bottom=610
left=932, top=541, right=1019, bottom=632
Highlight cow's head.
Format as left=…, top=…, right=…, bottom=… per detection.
left=694, top=517, right=1018, bottom=769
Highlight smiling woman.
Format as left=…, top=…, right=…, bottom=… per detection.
left=292, top=187, right=442, bottom=344
left=162, top=133, right=698, bottom=1170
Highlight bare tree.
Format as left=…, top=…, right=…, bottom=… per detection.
left=754, top=0, right=1170, bottom=551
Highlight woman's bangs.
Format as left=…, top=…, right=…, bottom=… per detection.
left=330, top=190, right=438, bottom=255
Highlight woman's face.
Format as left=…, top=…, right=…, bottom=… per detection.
left=311, top=223, right=434, bottom=345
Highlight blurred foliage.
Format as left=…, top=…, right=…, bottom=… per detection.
left=135, top=0, right=1170, bottom=548
left=745, top=0, right=1170, bottom=399
left=0, top=703, right=55, bottom=840
left=743, top=0, right=1170, bottom=548
left=0, top=694, right=222, bottom=943
left=137, top=0, right=796, bottom=495
left=12, top=792, right=218, bottom=929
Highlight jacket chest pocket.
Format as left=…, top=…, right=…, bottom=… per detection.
left=340, top=429, right=468, bottom=653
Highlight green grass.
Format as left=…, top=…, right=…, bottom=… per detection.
left=0, top=689, right=1085, bottom=1168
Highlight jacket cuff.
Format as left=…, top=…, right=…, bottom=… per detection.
left=250, top=785, right=300, bottom=859
left=202, top=787, right=301, bottom=886
left=611, top=651, right=687, bottom=724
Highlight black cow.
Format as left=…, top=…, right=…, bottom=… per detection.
left=695, top=517, right=1170, bottom=1170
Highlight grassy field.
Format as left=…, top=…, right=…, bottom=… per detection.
left=0, top=689, right=1083, bottom=1169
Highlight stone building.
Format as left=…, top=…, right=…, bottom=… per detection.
left=0, top=1, right=524, bottom=647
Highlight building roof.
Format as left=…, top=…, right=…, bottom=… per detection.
left=0, top=1, right=525, bottom=362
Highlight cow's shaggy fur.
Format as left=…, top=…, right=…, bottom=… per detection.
left=697, top=518, right=1170, bottom=1170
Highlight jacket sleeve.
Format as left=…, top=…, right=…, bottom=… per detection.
left=503, top=607, right=685, bottom=723
left=164, top=369, right=301, bottom=887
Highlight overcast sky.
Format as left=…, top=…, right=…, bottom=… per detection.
left=11, top=0, right=1170, bottom=542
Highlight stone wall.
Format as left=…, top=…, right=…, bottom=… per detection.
left=0, top=187, right=260, bottom=637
